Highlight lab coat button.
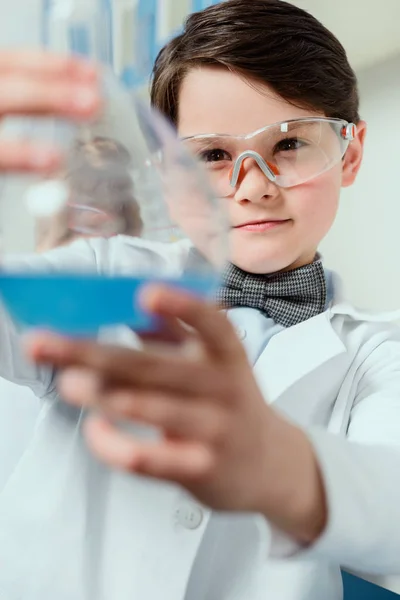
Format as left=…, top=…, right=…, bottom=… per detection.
left=175, top=504, right=203, bottom=530
left=235, top=326, right=247, bottom=340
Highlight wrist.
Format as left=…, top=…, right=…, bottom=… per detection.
left=257, top=413, right=327, bottom=544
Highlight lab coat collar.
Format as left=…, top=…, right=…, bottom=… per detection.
left=253, top=271, right=399, bottom=403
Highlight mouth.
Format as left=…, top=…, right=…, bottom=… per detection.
left=233, top=219, right=290, bottom=232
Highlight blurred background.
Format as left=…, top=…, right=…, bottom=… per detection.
left=0, top=0, right=399, bottom=312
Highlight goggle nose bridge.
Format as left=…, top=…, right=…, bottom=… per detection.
left=229, top=150, right=277, bottom=188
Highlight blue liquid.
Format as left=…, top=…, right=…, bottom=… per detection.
left=0, top=272, right=217, bottom=335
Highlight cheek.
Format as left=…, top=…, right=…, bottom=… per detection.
left=289, top=169, right=341, bottom=235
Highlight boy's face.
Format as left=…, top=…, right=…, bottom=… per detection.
left=178, top=67, right=366, bottom=274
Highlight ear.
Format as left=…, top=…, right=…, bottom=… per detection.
left=341, top=120, right=367, bottom=188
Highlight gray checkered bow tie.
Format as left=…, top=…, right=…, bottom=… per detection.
left=216, top=258, right=327, bottom=327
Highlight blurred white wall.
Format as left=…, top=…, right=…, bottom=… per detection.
left=321, top=53, right=400, bottom=312
left=0, top=0, right=41, bottom=47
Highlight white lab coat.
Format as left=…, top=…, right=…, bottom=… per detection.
left=0, top=379, right=40, bottom=492
left=0, top=235, right=399, bottom=600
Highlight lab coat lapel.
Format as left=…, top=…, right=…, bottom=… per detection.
left=253, top=311, right=347, bottom=403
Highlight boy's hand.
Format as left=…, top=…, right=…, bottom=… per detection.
left=27, top=285, right=326, bottom=542
left=0, top=50, right=100, bottom=173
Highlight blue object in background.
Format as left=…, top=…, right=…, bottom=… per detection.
left=68, top=23, right=91, bottom=58
left=99, top=0, right=114, bottom=65
left=41, top=0, right=223, bottom=89
left=191, top=0, right=223, bottom=11
left=342, top=572, right=400, bottom=600
left=135, top=0, right=157, bottom=78
left=120, top=65, right=144, bottom=89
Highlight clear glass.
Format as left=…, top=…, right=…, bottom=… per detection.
left=0, top=76, right=226, bottom=336
left=182, top=117, right=354, bottom=193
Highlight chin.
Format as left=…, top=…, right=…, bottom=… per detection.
left=228, top=243, right=295, bottom=275
left=229, top=253, right=290, bottom=275
left=228, top=232, right=315, bottom=274
left=228, top=231, right=296, bottom=274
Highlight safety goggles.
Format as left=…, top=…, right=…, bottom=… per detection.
left=182, top=117, right=356, bottom=195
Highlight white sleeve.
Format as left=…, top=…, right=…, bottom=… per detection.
left=269, top=334, right=400, bottom=574
left=0, top=238, right=98, bottom=397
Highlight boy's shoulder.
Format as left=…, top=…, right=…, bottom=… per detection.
left=327, top=271, right=400, bottom=353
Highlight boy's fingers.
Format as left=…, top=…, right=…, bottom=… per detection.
left=58, top=370, right=225, bottom=439
left=84, top=414, right=214, bottom=481
left=27, top=334, right=223, bottom=397
left=138, top=315, right=192, bottom=347
left=139, top=285, right=245, bottom=363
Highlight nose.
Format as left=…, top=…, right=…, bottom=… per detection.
left=230, top=152, right=279, bottom=204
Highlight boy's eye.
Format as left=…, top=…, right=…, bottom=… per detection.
left=199, top=148, right=231, bottom=163
left=274, top=137, right=305, bottom=153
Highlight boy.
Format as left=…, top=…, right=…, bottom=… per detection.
left=2, top=2, right=400, bottom=600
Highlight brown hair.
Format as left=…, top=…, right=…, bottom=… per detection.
left=151, top=0, right=360, bottom=126
left=36, top=137, right=143, bottom=252
left=66, top=136, right=142, bottom=234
